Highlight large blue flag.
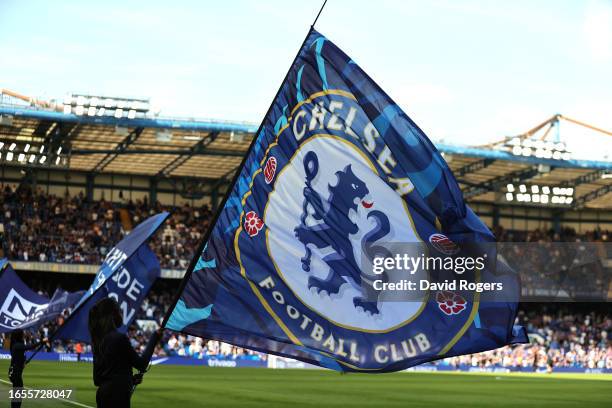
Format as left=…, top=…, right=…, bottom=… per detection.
left=0, top=261, right=81, bottom=333
left=165, top=28, right=526, bottom=372
left=56, top=244, right=160, bottom=342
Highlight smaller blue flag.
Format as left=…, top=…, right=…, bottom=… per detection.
left=73, top=212, right=168, bottom=311
left=0, top=261, right=80, bottom=333
left=16, top=289, right=84, bottom=332
left=57, top=243, right=161, bottom=343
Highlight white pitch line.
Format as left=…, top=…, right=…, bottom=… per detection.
left=0, top=378, right=94, bottom=408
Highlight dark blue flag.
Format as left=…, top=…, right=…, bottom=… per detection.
left=0, top=261, right=51, bottom=333
left=56, top=244, right=160, bottom=342
left=165, top=28, right=527, bottom=372
left=15, top=289, right=84, bottom=333
left=0, top=260, right=82, bottom=333
left=72, top=212, right=169, bottom=311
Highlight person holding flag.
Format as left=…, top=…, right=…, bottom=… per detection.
left=8, top=330, right=48, bottom=408
left=5, top=213, right=169, bottom=406
left=88, top=297, right=160, bottom=408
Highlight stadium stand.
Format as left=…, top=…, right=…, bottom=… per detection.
left=440, top=304, right=611, bottom=371
left=1, top=187, right=610, bottom=370
left=0, top=93, right=610, bottom=372
left=0, top=184, right=210, bottom=268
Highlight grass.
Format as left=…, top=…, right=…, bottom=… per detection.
left=0, top=360, right=610, bottom=408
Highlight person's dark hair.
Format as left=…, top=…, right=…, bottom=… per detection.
left=88, top=297, right=122, bottom=355
left=10, top=329, right=24, bottom=345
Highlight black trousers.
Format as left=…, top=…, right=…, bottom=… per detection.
left=96, top=381, right=131, bottom=408
left=11, top=371, right=24, bottom=408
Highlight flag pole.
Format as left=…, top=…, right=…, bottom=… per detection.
left=133, top=22, right=317, bottom=394
left=157, top=25, right=316, bottom=333
left=135, top=8, right=327, bottom=394
left=312, top=0, right=328, bottom=27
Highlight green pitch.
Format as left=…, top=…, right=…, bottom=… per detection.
left=0, top=360, right=610, bottom=408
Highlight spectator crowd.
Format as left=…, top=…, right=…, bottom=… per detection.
left=439, top=306, right=611, bottom=370
left=0, top=185, right=610, bottom=369
left=0, top=185, right=211, bottom=269
left=494, top=226, right=611, bottom=299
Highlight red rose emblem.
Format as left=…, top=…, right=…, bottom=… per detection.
left=244, top=211, right=264, bottom=237
left=436, top=291, right=466, bottom=315
left=429, top=233, right=459, bottom=255
left=264, top=156, right=277, bottom=184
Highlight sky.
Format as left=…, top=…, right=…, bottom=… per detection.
left=1, top=0, right=611, bottom=157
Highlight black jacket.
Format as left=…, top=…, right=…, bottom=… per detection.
left=10, top=341, right=39, bottom=372
left=93, top=331, right=147, bottom=388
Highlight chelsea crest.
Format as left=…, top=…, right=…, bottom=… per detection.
left=234, top=91, right=477, bottom=370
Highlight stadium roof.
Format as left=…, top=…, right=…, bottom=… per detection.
left=1, top=104, right=611, bottom=209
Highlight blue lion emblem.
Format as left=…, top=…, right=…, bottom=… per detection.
left=294, top=151, right=391, bottom=315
